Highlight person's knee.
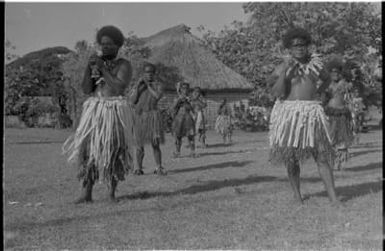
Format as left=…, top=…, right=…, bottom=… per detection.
left=314, top=152, right=332, bottom=166
left=286, top=159, right=300, bottom=174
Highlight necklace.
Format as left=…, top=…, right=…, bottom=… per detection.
left=291, top=53, right=324, bottom=76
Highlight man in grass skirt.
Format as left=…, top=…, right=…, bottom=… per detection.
left=129, top=62, right=167, bottom=175
left=268, top=27, right=340, bottom=205
left=323, top=58, right=354, bottom=171
left=63, top=26, right=135, bottom=203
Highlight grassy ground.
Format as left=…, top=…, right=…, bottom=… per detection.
left=3, top=127, right=383, bottom=250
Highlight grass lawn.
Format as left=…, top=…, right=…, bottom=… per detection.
left=3, top=128, right=383, bottom=250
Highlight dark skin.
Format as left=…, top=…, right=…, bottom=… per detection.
left=191, top=89, right=207, bottom=147
left=218, top=100, right=232, bottom=144
left=271, top=38, right=340, bottom=205
left=327, top=69, right=351, bottom=109
left=131, top=65, right=165, bottom=174
left=326, top=68, right=352, bottom=171
left=82, top=36, right=132, bottom=97
left=77, top=35, right=132, bottom=203
left=172, top=85, right=196, bottom=157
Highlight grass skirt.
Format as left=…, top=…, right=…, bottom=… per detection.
left=269, top=100, right=334, bottom=166
left=134, top=110, right=165, bottom=146
left=215, top=115, right=232, bottom=135
left=195, top=110, right=205, bottom=133
left=62, top=96, right=135, bottom=184
left=324, top=106, right=354, bottom=148
left=172, top=112, right=195, bottom=138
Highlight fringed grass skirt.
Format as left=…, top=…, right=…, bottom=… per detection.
left=62, top=96, right=135, bottom=184
left=215, top=115, right=232, bottom=135
left=195, top=111, right=205, bottom=133
left=134, top=110, right=165, bottom=146
left=324, top=106, right=354, bottom=148
left=269, top=100, right=334, bottom=166
left=172, top=112, right=195, bottom=138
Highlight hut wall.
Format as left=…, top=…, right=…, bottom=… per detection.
left=158, top=92, right=250, bottom=130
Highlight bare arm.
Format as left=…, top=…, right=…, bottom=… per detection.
left=197, top=97, right=207, bottom=109
left=316, top=67, right=331, bottom=94
left=100, top=59, right=132, bottom=93
left=271, top=63, right=293, bottom=99
left=81, top=65, right=95, bottom=95
left=146, top=81, right=164, bottom=101
left=129, top=79, right=145, bottom=104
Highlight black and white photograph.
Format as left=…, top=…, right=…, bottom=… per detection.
left=4, top=1, right=382, bottom=249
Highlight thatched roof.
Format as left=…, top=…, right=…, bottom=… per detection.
left=7, top=46, right=72, bottom=69
left=143, top=24, right=252, bottom=92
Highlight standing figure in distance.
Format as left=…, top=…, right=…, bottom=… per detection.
left=190, top=87, right=208, bottom=148
left=268, top=27, right=339, bottom=205
left=349, top=89, right=365, bottom=145
left=172, top=82, right=196, bottom=158
left=129, top=62, right=166, bottom=176
left=324, top=59, right=354, bottom=171
left=215, top=98, right=233, bottom=145
left=63, top=25, right=134, bottom=203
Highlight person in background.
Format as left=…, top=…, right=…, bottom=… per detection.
left=172, top=82, right=196, bottom=157
left=215, top=98, right=233, bottom=144
left=190, top=87, right=208, bottom=148
left=129, top=62, right=166, bottom=176
left=324, top=58, right=354, bottom=171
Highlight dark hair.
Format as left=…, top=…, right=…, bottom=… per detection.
left=282, top=27, right=312, bottom=49
left=326, top=58, right=344, bottom=73
left=143, top=62, right=156, bottom=73
left=96, top=25, right=125, bottom=47
left=193, top=87, right=206, bottom=97
left=181, top=82, right=190, bottom=89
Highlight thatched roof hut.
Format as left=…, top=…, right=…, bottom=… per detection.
left=143, top=24, right=253, bottom=129
left=144, top=24, right=253, bottom=93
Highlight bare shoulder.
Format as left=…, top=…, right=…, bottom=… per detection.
left=116, top=58, right=132, bottom=69
left=273, top=62, right=288, bottom=76
left=318, top=65, right=330, bottom=81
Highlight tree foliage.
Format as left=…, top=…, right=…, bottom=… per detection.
left=5, top=45, right=70, bottom=116
left=199, top=2, right=382, bottom=107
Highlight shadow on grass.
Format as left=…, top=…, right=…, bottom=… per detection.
left=205, top=143, right=230, bottom=148
left=347, top=162, right=382, bottom=172
left=4, top=174, right=280, bottom=233
left=9, top=141, right=65, bottom=145
left=118, top=174, right=278, bottom=201
left=350, top=142, right=382, bottom=149
left=349, top=149, right=382, bottom=158
left=309, top=180, right=382, bottom=202
left=197, top=150, right=251, bottom=157
left=170, top=160, right=254, bottom=174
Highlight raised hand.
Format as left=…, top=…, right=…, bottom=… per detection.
left=285, top=63, right=299, bottom=80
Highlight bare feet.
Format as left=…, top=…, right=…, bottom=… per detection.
left=154, top=167, right=167, bottom=176
left=74, top=196, right=92, bottom=204
left=133, top=169, right=144, bottom=175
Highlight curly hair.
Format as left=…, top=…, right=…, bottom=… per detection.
left=282, top=27, right=312, bottom=49
left=181, top=82, right=190, bottom=89
left=143, top=62, right=156, bottom=73
left=193, top=86, right=205, bottom=97
left=96, top=25, right=125, bottom=47
left=325, top=58, right=344, bottom=72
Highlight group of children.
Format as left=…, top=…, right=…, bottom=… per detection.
left=171, top=82, right=233, bottom=158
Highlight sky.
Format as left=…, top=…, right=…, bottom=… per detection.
left=5, top=2, right=248, bottom=57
